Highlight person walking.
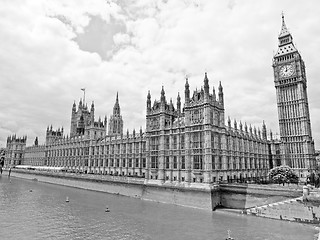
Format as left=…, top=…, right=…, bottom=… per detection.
left=8, top=167, right=11, bottom=177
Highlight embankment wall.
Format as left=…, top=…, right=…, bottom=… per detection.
left=219, top=183, right=302, bottom=209
left=246, top=198, right=320, bottom=224
left=7, top=170, right=305, bottom=211
left=9, top=170, right=219, bottom=211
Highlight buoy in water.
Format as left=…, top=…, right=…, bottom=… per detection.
left=226, top=230, right=234, bottom=240
left=66, top=197, right=69, bottom=202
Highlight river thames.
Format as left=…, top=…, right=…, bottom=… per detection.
left=0, top=175, right=318, bottom=240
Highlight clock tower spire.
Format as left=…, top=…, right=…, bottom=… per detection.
left=272, top=14, right=315, bottom=179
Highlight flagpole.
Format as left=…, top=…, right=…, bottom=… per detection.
left=83, top=89, right=86, bottom=106
left=81, top=88, right=86, bottom=106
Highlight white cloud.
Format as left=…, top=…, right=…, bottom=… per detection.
left=0, top=0, right=320, bottom=150
left=113, top=32, right=131, bottom=45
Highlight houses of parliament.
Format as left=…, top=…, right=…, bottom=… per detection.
left=4, top=16, right=316, bottom=184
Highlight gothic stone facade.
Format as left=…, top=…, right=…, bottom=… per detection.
left=145, top=74, right=269, bottom=184
left=272, top=15, right=316, bottom=178
left=5, top=135, right=27, bottom=167
left=36, top=73, right=270, bottom=186
left=24, top=138, right=46, bottom=166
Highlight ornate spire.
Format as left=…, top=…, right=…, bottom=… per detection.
left=177, top=92, right=181, bottom=113
left=219, top=81, right=223, bottom=92
left=185, top=77, right=190, bottom=103
left=79, top=98, right=83, bottom=110
left=72, top=101, right=76, bottom=112
left=185, top=77, right=189, bottom=88
left=160, top=86, right=166, bottom=103
left=262, top=121, right=267, bottom=140
left=279, top=12, right=290, bottom=38
left=169, top=98, right=174, bottom=111
left=275, top=13, right=296, bottom=56
left=212, top=86, right=216, bottom=101
left=147, top=90, right=151, bottom=112
left=218, top=81, right=224, bottom=106
left=113, top=93, right=120, bottom=116
left=204, top=72, right=209, bottom=95
left=109, top=92, right=123, bottom=135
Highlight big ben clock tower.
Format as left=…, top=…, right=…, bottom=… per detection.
left=272, top=14, right=316, bottom=178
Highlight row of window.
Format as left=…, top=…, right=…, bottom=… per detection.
left=47, top=142, right=147, bottom=157
left=48, top=158, right=147, bottom=168
left=150, top=134, right=266, bottom=153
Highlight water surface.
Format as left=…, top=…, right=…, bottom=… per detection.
left=0, top=175, right=317, bottom=240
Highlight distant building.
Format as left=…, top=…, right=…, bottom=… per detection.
left=272, top=14, right=316, bottom=179
left=5, top=135, right=27, bottom=167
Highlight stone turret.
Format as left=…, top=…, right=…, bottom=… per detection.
left=108, top=93, right=124, bottom=136
left=147, top=91, right=151, bottom=113
left=185, top=78, right=190, bottom=106
left=218, top=81, right=224, bottom=107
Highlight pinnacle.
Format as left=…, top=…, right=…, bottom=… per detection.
left=279, top=13, right=290, bottom=38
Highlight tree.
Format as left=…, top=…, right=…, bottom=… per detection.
left=0, top=149, right=5, bottom=167
left=268, top=165, right=299, bottom=185
left=307, top=172, right=320, bottom=187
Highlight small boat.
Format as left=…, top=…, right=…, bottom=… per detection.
left=225, top=230, right=234, bottom=240
left=66, top=197, right=69, bottom=202
left=105, top=206, right=110, bottom=212
left=29, top=189, right=33, bottom=192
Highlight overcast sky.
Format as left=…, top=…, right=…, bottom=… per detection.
left=0, top=0, right=319, bottom=149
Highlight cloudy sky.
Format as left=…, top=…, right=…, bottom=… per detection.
left=0, top=0, right=319, bottom=148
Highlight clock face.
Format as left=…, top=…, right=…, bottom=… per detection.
left=279, top=64, right=294, bottom=78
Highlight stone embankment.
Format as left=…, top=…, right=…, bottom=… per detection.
left=6, top=169, right=220, bottom=211
left=219, top=183, right=302, bottom=209
left=245, top=186, right=320, bottom=224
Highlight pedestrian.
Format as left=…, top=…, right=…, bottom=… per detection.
left=0, top=166, right=2, bottom=174
left=8, top=167, right=11, bottom=177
